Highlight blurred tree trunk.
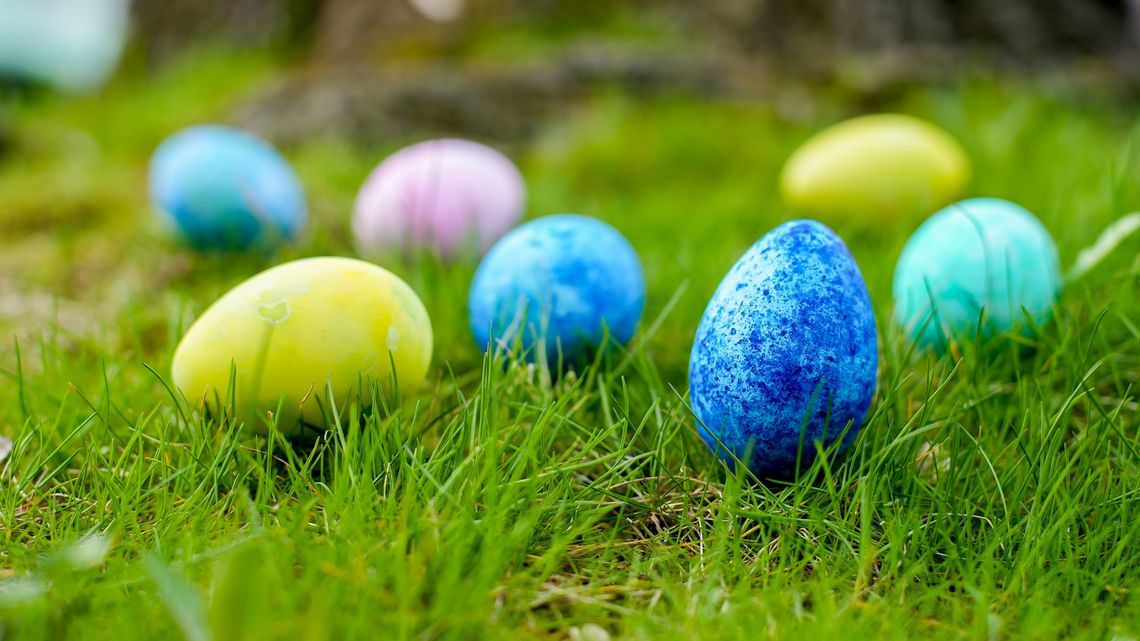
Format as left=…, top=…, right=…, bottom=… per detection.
left=703, top=0, right=1135, bottom=61
left=132, top=0, right=323, bottom=63
left=133, top=0, right=1137, bottom=65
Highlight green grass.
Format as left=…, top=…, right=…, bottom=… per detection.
left=2, top=51, right=1140, bottom=640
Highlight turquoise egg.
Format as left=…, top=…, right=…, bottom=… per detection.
left=893, top=197, right=1061, bottom=349
left=0, top=0, right=129, bottom=92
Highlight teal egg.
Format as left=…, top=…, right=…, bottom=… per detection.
left=149, top=125, right=307, bottom=252
left=893, top=197, right=1061, bottom=349
left=0, top=0, right=129, bottom=92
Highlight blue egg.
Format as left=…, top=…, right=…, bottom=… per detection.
left=149, top=125, right=307, bottom=251
left=893, top=197, right=1061, bottom=349
left=689, top=220, right=878, bottom=479
left=469, top=214, right=646, bottom=366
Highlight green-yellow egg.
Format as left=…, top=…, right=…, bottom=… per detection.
left=780, top=114, right=970, bottom=222
left=172, top=257, right=433, bottom=434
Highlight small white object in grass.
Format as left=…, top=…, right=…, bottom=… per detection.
left=0, top=576, right=47, bottom=607
left=569, top=624, right=611, bottom=641
left=1069, top=212, right=1140, bottom=282
left=0, top=436, right=11, bottom=463
left=408, top=0, right=465, bottom=22
left=59, top=532, right=113, bottom=570
left=987, top=613, right=1002, bottom=641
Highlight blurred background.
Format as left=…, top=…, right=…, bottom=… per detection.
left=2, top=0, right=1139, bottom=383
left=108, top=0, right=1140, bottom=143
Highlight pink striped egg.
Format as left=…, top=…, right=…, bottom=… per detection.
left=353, top=139, right=526, bottom=259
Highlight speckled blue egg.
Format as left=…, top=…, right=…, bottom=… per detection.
left=689, top=220, right=878, bottom=479
left=149, top=125, right=307, bottom=251
left=469, top=214, right=646, bottom=366
left=893, top=197, right=1061, bottom=350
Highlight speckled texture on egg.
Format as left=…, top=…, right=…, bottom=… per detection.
left=353, top=139, right=526, bottom=259
left=689, top=220, right=878, bottom=479
left=468, top=214, right=646, bottom=367
left=150, top=125, right=307, bottom=252
left=893, top=197, right=1061, bottom=349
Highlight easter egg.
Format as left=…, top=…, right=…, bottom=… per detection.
left=893, top=197, right=1061, bottom=349
left=353, top=139, right=526, bottom=259
left=689, top=220, right=878, bottom=479
left=149, top=125, right=307, bottom=252
left=780, top=114, right=970, bottom=222
left=468, top=214, right=645, bottom=367
left=172, top=257, right=432, bottom=434
left=0, top=0, right=129, bottom=92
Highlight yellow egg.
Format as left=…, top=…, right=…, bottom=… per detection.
left=172, top=257, right=432, bottom=434
left=780, top=114, right=970, bottom=222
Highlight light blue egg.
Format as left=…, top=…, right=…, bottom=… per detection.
left=149, top=125, right=307, bottom=252
left=468, top=214, right=646, bottom=367
left=0, top=0, right=129, bottom=92
left=893, top=197, right=1061, bottom=349
left=689, top=220, right=878, bottom=479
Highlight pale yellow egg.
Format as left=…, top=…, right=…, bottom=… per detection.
left=172, top=257, right=432, bottom=434
left=780, top=114, right=971, bottom=222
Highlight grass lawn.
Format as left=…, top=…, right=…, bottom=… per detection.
left=2, top=49, right=1140, bottom=640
